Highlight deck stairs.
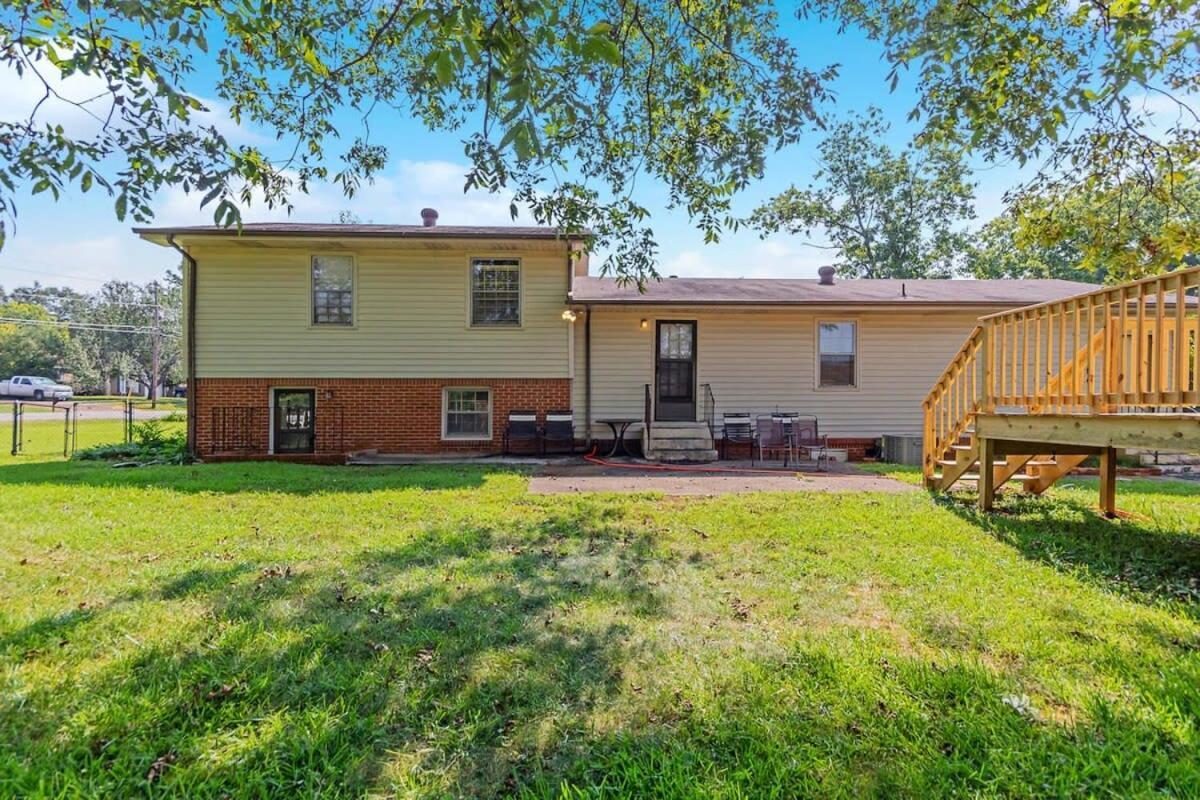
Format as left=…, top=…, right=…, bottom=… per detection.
left=924, top=266, right=1200, bottom=512
left=643, top=421, right=718, bottom=463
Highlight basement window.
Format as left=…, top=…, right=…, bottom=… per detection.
left=443, top=388, right=492, bottom=440
left=818, top=321, right=857, bottom=388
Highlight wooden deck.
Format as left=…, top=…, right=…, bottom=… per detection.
left=924, top=266, right=1200, bottom=514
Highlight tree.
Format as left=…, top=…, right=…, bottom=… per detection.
left=0, top=1, right=834, bottom=284
left=0, top=301, right=68, bottom=376
left=751, top=109, right=975, bottom=278
left=805, top=0, right=1200, bottom=275
left=971, top=167, right=1199, bottom=283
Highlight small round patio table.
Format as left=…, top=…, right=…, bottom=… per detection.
left=597, top=418, right=639, bottom=458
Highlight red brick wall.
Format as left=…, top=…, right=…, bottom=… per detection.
left=194, top=377, right=571, bottom=459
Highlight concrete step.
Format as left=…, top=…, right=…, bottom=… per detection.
left=645, top=448, right=719, bottom=463
left=1138, top=452, right=1200, bottom=466
left=647, top=437, right=714, bottom=451
left=646, top=424, right=712, bottom=439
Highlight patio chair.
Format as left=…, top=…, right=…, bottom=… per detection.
left=502, top=410, right=539, bottom=455
left=755, top=416, right=794, bottom=467
left=789, top=415, right=829, bottom=469
left=541, top=410, right=576, bottom=455
left=720, top=413, right=756, bottom=461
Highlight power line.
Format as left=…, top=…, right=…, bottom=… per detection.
left=0, top=263, right=113, bottom=285
left=0, top=316, right=180, bottom=337
left=6, top=289, right=168, bottom=310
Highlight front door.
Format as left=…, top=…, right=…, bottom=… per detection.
left=655, top=320, right=697, bottom=421
left=274, top=389, right=315, bottom=454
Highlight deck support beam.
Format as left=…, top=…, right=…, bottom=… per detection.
left=1098, top=446, right=1118, bottom=518
left=978, top=437, right=996, bottom=511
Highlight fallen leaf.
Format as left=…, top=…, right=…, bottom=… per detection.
left=146, top=752, right=176, bottom=783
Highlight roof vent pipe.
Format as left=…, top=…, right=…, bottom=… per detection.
left=420, top=208, right=439, bottom=227
left=817, top=266, right=836, bottom=285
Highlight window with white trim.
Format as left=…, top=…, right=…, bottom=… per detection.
left=312, top=255, right=354, bottom=325
left=818, top=321, right=856, bottom=387
left=470, top=258, right=521, bottom=326
left=443, top=388, right=491, bottom=439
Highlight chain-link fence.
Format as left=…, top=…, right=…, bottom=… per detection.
left=3, top=398, right=186, bottom=459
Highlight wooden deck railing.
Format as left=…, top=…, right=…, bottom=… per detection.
left=923, top=265, right=1200, bottom=483
left=978, top=265, right=1200, bottom=413
left=922, top=326, right=984, bottom=482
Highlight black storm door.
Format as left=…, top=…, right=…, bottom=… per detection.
left=274, top=389, right=315, bottom=454
left=655, top=321, right=697, bottom=421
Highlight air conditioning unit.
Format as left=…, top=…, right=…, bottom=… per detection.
left=882, top=434, right=923, bottom=466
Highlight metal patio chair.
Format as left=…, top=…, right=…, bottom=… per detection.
left=541, top=410, right=576, bottom=454
left=720, top=412, right=756, bottom=461
left=755, top=416, right=794, bottom=467
left=788, top=415, right=829, bottom=469
left=502, top=410, right=539, bottom=455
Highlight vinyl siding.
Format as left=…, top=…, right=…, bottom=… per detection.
left=573, top=306, right=1007, bottom=439
left=190, top=242, right=571, bottom=378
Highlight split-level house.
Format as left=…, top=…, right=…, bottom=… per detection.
left=135, top=217, right=1096, bottom=462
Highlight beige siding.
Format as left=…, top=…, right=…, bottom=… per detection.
left=573, top=307, right=1004, bottom=439
left=190, top=242, right=571, bottom=378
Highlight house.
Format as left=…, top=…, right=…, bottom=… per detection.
left=134, top=217, right=1096, bottom=462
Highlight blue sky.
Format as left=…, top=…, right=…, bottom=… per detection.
left=0, top=11, right=1027, bottom=293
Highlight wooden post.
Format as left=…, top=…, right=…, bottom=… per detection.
left=978, top=437, right=996, bottom=512
left=1098, top=446, right=1118, bottom=518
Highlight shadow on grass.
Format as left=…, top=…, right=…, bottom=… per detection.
left=3, top=494, right=1199, bottom=796
left=0, top=504, right=660, bottom=797
left=0, top=459, right=511, bottom=495
left=940, top=489, right=1200, bottom=618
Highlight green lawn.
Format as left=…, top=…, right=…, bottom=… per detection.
left=1, top=427, right=1198, bottom=797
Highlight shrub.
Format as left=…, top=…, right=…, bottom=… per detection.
left=73, top=420, right=188, bottom=465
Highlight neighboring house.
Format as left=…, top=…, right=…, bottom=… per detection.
left=134, top=218, right=1095, bottom=461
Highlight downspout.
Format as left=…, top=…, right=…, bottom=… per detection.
left=585, top=304, right=592, bottom=446
left=166, top=235, right=198, bottom=459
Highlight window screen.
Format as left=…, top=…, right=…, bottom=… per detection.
left=470, top=258, right=521, bottom=326
left=312, top=255, right=354, bottom=325
left=819, top=321, right=856, bottom=387
left=444, top=388, right=491, bottom=438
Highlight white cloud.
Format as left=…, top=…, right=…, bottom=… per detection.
left=154, top=158, right=520, bottom=228
left=655, top=232, right=833, bottom=279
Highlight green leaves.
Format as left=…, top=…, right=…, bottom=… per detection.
left=751, top=108, right=975, bottom=279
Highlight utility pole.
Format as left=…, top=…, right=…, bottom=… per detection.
left=150, top=281, right=161, bottom=409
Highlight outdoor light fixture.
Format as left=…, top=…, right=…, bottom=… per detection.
left=561, top=309, right=578, bottom=322
left=640, top=319, right=649, bottom=329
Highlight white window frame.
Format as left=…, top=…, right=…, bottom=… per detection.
left=310, top=253, right=357, bottom=327
left=468, top=257, right=522, bottom=328
left=442, top=387, right=493, bottom=440
left=815, top=319, right=858, bottom=390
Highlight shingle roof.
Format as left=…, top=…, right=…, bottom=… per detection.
left=571, top=276, right=1098, bottom=307
left=133, top=222, right=575, bottom=240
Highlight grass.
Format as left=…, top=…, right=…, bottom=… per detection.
left=1, top=425, right=1198, bottom=797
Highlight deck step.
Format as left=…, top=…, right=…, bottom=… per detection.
left=954, top=472, right=1038, bottom=483
left=938, top=459, right=1008, bottom=467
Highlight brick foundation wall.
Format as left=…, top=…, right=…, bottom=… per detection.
left=717, top=437, right=879, bottom=462
left=194, top=377, right=571, bottom=459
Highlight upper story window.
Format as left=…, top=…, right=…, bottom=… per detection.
left=312, top=255, right=354, bottom=325
left=470, top=258, right=521, bottom=326
left=818, top=321, right=856, bottom=387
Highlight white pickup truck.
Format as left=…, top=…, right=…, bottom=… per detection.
left=0, top=375, right=74, bottom=401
